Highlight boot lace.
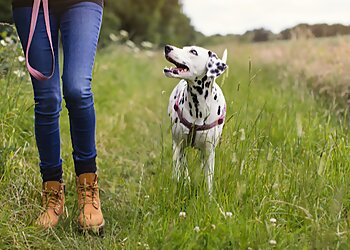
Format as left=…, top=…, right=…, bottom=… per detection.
left=42, top=188, right=62, bottom=211
left=78, top=181, right=99, bottom=208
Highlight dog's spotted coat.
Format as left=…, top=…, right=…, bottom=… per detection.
left=163, top=45, right=228, bottom=195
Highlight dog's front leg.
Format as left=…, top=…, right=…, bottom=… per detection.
left=202, top=147, right=215, bottom=195
left=172, top=141, right=186, bottom=181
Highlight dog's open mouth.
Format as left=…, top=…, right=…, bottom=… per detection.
left=164, top=55, right=189, bottom=75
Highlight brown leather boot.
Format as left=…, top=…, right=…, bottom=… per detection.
left=36, top=181, right=65, bottom=229
left=76, top=173, right=105, bottom=233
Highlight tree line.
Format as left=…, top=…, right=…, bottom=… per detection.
left=0, top=0, right=201, bottom=47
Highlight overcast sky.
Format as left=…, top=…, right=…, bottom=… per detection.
left=182, top=0, right=350, bottom=35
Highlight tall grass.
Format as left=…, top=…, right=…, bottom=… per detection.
left=1, top=33, right=350, bottom=249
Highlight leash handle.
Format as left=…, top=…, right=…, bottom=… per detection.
left=25, top=0, right=55, bottom=81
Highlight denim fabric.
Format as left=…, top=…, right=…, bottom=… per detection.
left=13, top=2, right=103, bottom=181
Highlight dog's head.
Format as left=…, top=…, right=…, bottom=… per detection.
left=163, top=45, right=228, bottom=81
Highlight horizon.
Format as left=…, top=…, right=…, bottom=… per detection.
left=182, top=0, right=350, bottom=36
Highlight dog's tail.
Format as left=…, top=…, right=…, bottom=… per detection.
left=222, top=49, right=228, bottom=64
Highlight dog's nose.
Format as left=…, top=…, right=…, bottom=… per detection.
left=164, top=45, right=173, bottom=55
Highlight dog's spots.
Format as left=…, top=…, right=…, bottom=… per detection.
left=195, top=109, right=199, bottom=118
left=174, top=95, right=176, bottom=99
left=205, top=81, right=210, bottom=88
left=204, top=90, right=208, bottom=99
left=201, top=75, right=207, bottom=83
left=196, top=80, right=202, bottom=85
left=199, top=112, right=202, bottom=118
left=185, top=96, right=187, bottom=101
left=174, top=117, right=178, bottom=123
left=193, top=85, right=203, bottom=95
left=214, top=94, right=217, bottom=100
left=217, top=106, right=221, bottom=115
left=189, top=109, right=193, bottom=117
left=189, top=102, right=192, bottom=109
left=208, top=63, right=212, bottom=68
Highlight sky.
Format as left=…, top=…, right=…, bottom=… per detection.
left=182, top=0, right=350, bottom=35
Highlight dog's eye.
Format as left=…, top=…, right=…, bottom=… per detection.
left=190, top=49, right=198, bottom=56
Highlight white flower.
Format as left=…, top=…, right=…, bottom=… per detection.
left=239, top=128, right=245, bottom=141
left=143, top=243, right=150, bottom=249
left=126, top=40, right=136, bottom=49
left=141, top=41, right=153, bottom=49
left=0, top=40, right=7, bottom=46
left=18, top=56, right=25, bottom=62
left=231, top=152, right=237, bottom=163
left=161, top=90, right=166, bottom=95
left=193, top=226, right=200, bottom=232
left=13, top=70, right=26, bottom=77
left=179, top=211, right=186, bottom=218
left=120, top=30, right=129, bottom=38
left=211, top=224, right=216, bottom=230
left=5, top=37, right=13, bottom=44
left=270, top=218, right=277, bottom=224
left=109, top=33, right=119, bottom=42
left=144, top=195, right=150, bottom=199
left=225, top=211, right=233, bottom=218
left=269, top=239, right=277, bottom=245
left=133, top=47, right=140, bottom=53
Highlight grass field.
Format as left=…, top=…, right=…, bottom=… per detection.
left=2, top=36, right=350, bottom=249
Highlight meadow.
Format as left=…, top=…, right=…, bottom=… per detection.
left=1, top=33, right=350, bottom=249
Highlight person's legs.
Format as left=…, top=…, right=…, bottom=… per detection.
left=60, top=2, right=102, bottom=176
left=13, top=6, right=64, bottom=229
left=60, top=2, right=104, bottom=232
left=13, top=7, right=62, bottom=182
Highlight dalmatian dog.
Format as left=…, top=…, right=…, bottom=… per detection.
left=163, top=45, right=228, bottom=195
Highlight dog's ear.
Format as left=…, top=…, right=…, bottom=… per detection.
left=206, top=51, right=228, bottom=78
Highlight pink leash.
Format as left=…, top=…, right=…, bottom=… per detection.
left=25, top=0, right=55, bottom=80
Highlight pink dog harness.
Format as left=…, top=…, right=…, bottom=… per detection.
left=174, top=90, right=226, bottom=132
left=26, top=0, right=55, bottom=80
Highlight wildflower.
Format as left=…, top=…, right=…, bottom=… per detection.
left=231, top=152, right=237, bottom=164
left=270, top=218, right=277, bottom=224
left=5, top=37, right=13, bottom=44
left=18, top=56, right=25, bottom=62
left=126, top=40, right=135, bottom=49
left=143, top=243, right=150, bottom=249
left=109, top=33, right=119, bottom=42
left=193, top=226, right=200, bottom=232
left=161, top=90, right=166, bottom=95
left=133, top=47, right=140, bottom=53
left=211, top=224, right=216, bottom=230
left=225, top=211, right=233, bottom=218
left=13, top=70, right=25, bottom=78
left=137, top=242, right=142, bottom=246
left=120, top=30, right=129, bottom=38
left=144, top=195, right=150, bottom=199
left=269, top=239, right=277, bottom=245
left=239, top=128, right=245, bottom=141
left=179, top=211, right=186, bottom=218
left=141, top=41, right=153, bottom=49
left=0, top=40, right=7, bottom=46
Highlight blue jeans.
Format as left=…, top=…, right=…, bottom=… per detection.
left=13, top=2, right=103, bottom=181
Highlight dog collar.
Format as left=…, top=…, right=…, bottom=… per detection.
left=174, top=90, right=226, bottom=132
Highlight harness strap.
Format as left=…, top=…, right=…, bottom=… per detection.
left=25, top=0, right=55, bottom=81
left=174, top=90, right=226, bottom=132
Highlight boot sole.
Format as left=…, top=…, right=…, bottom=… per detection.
left=78, top=219, right=105, bottom=236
